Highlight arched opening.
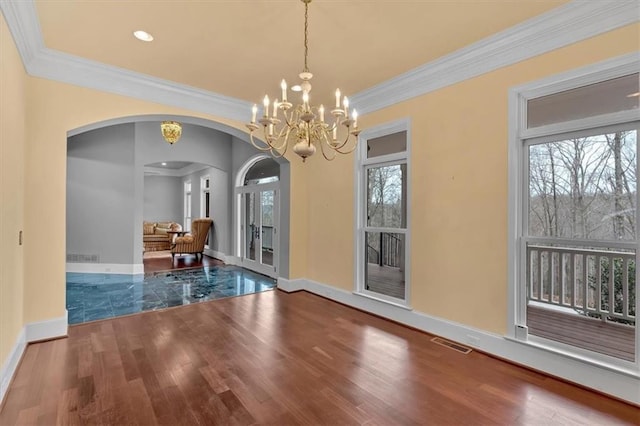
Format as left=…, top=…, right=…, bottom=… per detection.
left=64, top=115, right=290, bottom=324
left=234, top=156, right=281, bottom=277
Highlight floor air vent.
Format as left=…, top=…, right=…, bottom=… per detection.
left=430, top=337, right=472, bottom=354
left=66, top=254, right=100, bottom=263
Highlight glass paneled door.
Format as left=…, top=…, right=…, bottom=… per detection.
left=242, top=187, right=278, bottom=277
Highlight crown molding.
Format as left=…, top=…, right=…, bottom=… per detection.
left=144, top=163, right=210, bottom=178
left=29, top=48, right=252, bottom=122
left=0, top=0, right=251, bottom=123
left=351, top=0, right=640, bottom=114
left=1, top=0, right=638, bottom=121
left=0, top=0, right=42, bottom=69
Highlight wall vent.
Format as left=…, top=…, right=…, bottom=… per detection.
left=66, top=254, right=100, bottom=263
left=431, top=337, right=472, bottom=354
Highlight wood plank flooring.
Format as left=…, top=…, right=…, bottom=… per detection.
left=1, top=290, right=638, bottom=425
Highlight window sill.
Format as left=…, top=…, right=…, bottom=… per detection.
left=504, top=335, right=639, bottom=379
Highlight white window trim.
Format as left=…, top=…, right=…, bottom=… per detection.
left=200, top=175, right=210, bottom=218
left=184, top=179, right=192, bottom=232
left=507, top=53, right=640, bottom=373
left=354, top=118, right=412, bottom=307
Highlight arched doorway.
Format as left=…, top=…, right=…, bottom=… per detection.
left=235, top=155, right=280, bottom=277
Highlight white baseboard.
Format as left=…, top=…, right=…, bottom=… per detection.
left=25, top=311, right=68, bottom=342
left=298, top=278, right=640, bottom=405
left=225, top=255, right=241, bottom=266
left=204, top=248, right=227, bottom=263
left=0, top=328, right=26, bottom=405
left=276, top=277, right=304, bottom=293
left=66, top=263, right=144, bottom=274
left=1, top=311, right=68, bottom=405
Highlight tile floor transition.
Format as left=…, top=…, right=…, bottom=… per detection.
left=67, top=265, right=276, bottom=324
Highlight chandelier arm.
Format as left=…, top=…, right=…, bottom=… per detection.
left=281, top=107, right=299, bottom=130
left=319, top=131, right=337, bottom=161
left=272, top=127, right=289, bottom=149
left=278, top=127, right=294, bottom=157
left=320, top=145, right=336, bottom=161
left=269, top=146, right=286, bottom=158
left=265, top=124, right=290, bottom=152
left=266, top=128, right=289, bottom=158
left=249, top=132, right=278, bottom=152
left=333, top=139, right=358, bottom=155
left=330, top=129, right=359, bottom=152
left=333, top=130, right=359, bottom=154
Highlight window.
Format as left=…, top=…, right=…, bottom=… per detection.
left=356, top=121, right=410, bottom=305
left=184, top=180, right=192, bottom=231
left=510, top=60, right=638, bottom=368
left=201, top=176, right=210, bottom=218
left=244, top=158, right=279, bottom=185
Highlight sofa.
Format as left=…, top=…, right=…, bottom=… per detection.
left=143, top=221, right=182, bottom=252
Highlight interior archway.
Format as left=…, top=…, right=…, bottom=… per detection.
left=64, top=115, right=291, bottom=324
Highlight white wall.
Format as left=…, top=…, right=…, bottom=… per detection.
left=67, top=121, right=243, bottom=266
left=143, top=175, right=182, bottom=223
left=67, top=124, right=136, bottom=264
left=181, top=166, right=229, bottom=253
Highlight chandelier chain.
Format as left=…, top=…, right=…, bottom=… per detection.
left=303, top=0, right=309, bottom=72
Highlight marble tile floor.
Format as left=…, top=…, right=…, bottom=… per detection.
left=66, top=265, right=276, bottom=324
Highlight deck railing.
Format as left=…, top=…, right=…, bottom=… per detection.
left=367, top=233, right=402, bottom=268
left=527, top=243, right=636, bottom=325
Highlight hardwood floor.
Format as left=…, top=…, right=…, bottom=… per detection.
left=143, top=253, right=224, bottom=273
left=1, top=290, right=637, bottom=425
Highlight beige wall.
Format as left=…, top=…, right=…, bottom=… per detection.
left=305, top=23, right=640, bottom=335
left=0, top=15, right=26, bottom=365
left=1, top=9, right=637, bottom=368
left=22, top=77, right=310, bottom=324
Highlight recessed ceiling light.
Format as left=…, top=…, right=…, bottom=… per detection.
left=133, top=30, right=153, bottom=42
left=161, top=162, right=167, bottom=166
left=291, top=85, right=302, bottom=92
left=627, top=92, right=640, bottom=98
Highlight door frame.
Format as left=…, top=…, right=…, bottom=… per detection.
left=234, top=154, right=280, bottom=278
left=238, top=182, right=279, bottom=277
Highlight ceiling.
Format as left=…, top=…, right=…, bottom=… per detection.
left=33, top=0, right=569, bottom=110
left=147, top=161, right=193, bottom=170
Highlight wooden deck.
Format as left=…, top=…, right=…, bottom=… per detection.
left=527, top=303, right=636, bottom=362
left=366, top=263, right=405, bottom=299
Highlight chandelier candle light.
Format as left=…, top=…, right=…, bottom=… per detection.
left=246, top=0, right=360, bottom=162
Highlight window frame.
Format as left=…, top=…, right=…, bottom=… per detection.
left=184, top=179, right=192, bottom=232
left=508, top=53, right=639, bottom=372
left=354, top=118, right=412, bottom=307
left=200, top=175, right=210, bottom=219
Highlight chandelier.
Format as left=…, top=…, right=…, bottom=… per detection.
left=246, top=0, right=360, bottom=162
left=161, top=121, right=182, bottom=144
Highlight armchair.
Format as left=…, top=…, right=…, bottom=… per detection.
left=171, top=218, right=213, bottom=261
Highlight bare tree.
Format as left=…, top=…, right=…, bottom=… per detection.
left=367, top=165, right=402, bottom=228
left=553, top=137, right=611, bottom=239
